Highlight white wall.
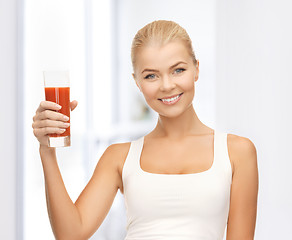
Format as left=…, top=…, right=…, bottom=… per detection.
left=216, top=0, right=292, bottom=238
left=23, top=1, right=88, bottom=239
left=0, top=0, right=18, bottom=239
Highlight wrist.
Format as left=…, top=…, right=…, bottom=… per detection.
left=39, top=144, right=56, bottom=155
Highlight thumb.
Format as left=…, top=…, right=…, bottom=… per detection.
left=70, top=100, right=78, bottom=111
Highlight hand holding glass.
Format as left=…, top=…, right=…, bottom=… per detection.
left=43, top=71, right=71, bottom=147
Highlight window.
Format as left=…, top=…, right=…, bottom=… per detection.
left=23, top=0, right=154, bottom=239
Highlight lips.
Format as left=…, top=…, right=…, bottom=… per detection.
left=159, top=92, right=183, bottom=105
left=158, top=93, right=183, bottom=101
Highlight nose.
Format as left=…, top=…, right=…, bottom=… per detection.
left=159, top=75, right=176, bottom=92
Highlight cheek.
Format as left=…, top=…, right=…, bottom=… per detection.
left=140, top=83, right=158, bottom=100
left=183, top=80, right=194, bottom=90
left=180, top=75, right=195, bottom=91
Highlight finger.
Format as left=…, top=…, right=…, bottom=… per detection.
left=36, top=101, right=62, bottom=113
left=38, top=110, right=70, bottom=122
left=34, top=127, right=67, bottom=137
left=70, top=100, right=78, bottom=111
left=32, top=119, right=70, bottom=129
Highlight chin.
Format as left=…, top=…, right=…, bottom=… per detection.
left=153, top=106, right=187, bottom=118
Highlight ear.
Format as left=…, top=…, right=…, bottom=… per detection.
left=133, top=73, right=141, bottom=91
left=194, top=60, right=199, bottom=82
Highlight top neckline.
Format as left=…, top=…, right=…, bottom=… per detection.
left=137, top=130, right=217, bottom=177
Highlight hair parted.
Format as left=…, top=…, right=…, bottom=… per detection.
left=131, top=20, right=198, bottom=72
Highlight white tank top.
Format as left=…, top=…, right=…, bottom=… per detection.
left=122, top=129, right=232, bottom=240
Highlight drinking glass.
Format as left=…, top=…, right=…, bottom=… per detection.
left=43, top=70, right=71, bottom=147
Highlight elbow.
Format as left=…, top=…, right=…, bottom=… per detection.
left=226, top=235, right=254, bottom=240
left=55, top=236, right=87, bottom=240
left=54, top=231, right=87, bottom=240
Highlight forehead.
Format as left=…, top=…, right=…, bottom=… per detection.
left=135, top=40, right=191, bottom=72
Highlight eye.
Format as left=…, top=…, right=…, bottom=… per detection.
left=174, top=68, right=186, bottom=74
left=144, top=74, right=156, bottom=80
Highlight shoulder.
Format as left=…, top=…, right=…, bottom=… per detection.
left=227, top=133, right=257, bottom=155
left=105, top=141, right=132, bottom=175
left=227, top=133, right=258, bottom=177
left=98, top=142, right=131, bottom=193
left=96, top=141, right=131, bottom=174
left=106, top=141, right=131, bottom=156
left=103, top=141, right=131, bottom=169
left=226, top=133, right=259, bottom=238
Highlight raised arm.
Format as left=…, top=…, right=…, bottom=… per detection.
left=73, top=142, right=128, bottom=238
left=32, top=101, right=127, bottom=239
left=226, top=134, right=259, bottom=240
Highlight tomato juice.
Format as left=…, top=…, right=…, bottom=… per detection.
left=45, top=87, right=70, bottom=137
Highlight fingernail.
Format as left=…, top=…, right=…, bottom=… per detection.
left=56, top=104, right=62, bottom=109
left=63, top=115, right=69, bottom=120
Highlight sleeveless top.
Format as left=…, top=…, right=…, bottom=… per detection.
left=122, top=129, right=232, bottom=240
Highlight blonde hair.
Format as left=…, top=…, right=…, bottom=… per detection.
left=131, top=20, right=198, bottom=72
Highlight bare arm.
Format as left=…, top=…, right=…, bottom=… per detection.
left=74, top=142, right=128, bottom=238
left=39, top=143, right=124, bottom=240
left=32, top=101, right=127, bottom=239
left=226, top=135, right=259, bottom=240
left=40, top=145, right=83, bottom=239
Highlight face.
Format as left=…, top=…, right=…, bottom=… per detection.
left=133, top=40, right=199, bottom=118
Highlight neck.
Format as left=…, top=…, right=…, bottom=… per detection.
left=153, top=104, right=211, bottom=140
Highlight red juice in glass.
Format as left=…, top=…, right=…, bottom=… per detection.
left=43, top=71, right=71, bottom=147
left=45, top=87, right=70, bottom=137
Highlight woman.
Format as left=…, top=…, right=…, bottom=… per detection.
left=32, top=20, right=258, bottom=240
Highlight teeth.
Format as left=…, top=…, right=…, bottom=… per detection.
left=161, top=94, right=180, bottom=102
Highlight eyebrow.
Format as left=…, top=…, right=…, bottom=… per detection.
left=141, top=61, right=187, bottom=74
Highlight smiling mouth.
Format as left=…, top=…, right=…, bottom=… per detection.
left=158, top=93, right=183, bottom=102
